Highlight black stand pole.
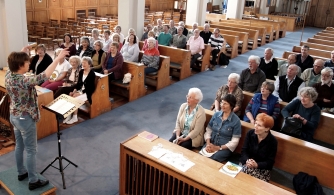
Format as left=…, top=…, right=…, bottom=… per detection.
left=40, top=114, right=78, bottom=189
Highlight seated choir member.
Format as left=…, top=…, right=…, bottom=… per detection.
left=170, top=26, right=187, bottom=49
left=140, top=37, right=160, bottom=76
left=169, top=88, right=206, bottom=150
left=141, top=24, right=152, bottom=41
left=114, top=25, right=125, bottom=44
left=29, top=44, right=53, bottom=75
left=201, top=94, right=241, bottom=162
left=111, top=33, right=123, bottom=52
left=313, top=67, right=334, bottom=110
left=102, top=42, right=124, bottom=84
left=123, top=28, right=139, bottom=45
left=259, top=48, right=278, bottom=80
left=91, top=40, right=106, bottom=73
left=211, top=73, right=243, bottom=117
left=63, top=57, right=96, bottom=125
left=243, top=81, right=280, bottom=130
left=54, top=55, right=81, bottom=99
left=240, top=113, right=277, bottom=182
left=186, top=29, right=204, bottom=68
left=157, top=25, right=172, bottom=46
left=76, top=36, right=94, bottom=58
left=300, top=59, right=324, bottom=87
left=102, top=30, right=112, bottom=52
left=60, top=33, right=77, bottom=60
left=281, top=87, right=321, bottom=142
left=295, top=45, right=314, bottom=72
left=142, top=31, right=158, bottom=51
left=120, top=34, right=140, bottom=62
left=41, top=48, right=71, bottom=91
left=277, top=54, right=301, bottom=77
left=89, top=28, right=103, bottom=48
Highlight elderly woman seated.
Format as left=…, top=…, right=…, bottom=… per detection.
left=142, top=31, right=159, bottom=51
left=281, top=87, right=321, bottom=142
left=211, top=73, right=243, bottom=117
left=63, top=57, right=96, bottom=125
left=123, top=28, right=139, bottom=45
left=169, top=88, right=206, bottom=150
left=89, top=28, right=103, bottom=48
left=243, top=81, right=280, bottom=130
left=200, top=94, right=241, bottom=162
left=76, top=36, right=94, bottom=58
left=41, top=48, right=71, bottom=91
left=102, top=42, right=124, bottom=83
left=120, top=34, right=140, bottom=62
left=240, top=113, right=277, bottom=182
left=91, top=40, right=106, bottom=73
left=141, top=37, right=160, bottom=75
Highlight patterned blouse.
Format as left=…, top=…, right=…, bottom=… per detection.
left=214, top=85, right=244, bottom=116
left=182, top=104, right=199, bottom=136
left=5, top=71, right=47, bottom=122
left=64, top=66, right=80, bottom=86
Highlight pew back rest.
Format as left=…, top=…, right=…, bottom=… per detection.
left=282, top=51, right=329, bottom=61
left=292, top=46, right=331, bottom=59
left=300, top=41, right=334, bottom=52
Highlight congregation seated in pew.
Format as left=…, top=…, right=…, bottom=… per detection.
left=170, top=26, right=187, bottom=49
left=141, top=24, right=152, bottom=41
left=277, top=54, right=301, bottom=77
left=201, top=94, right=241, bottom=162
left=91, top=40, right=106, bottom=73
left=140, top=37, right=160, bottom=76
left=240, top=113, right=277, bottom=182
left=281, top=87, right=321, bottom=142
left=295, top=45, right=314, bottom=72
left=259, top=48, right=278, bottom=80
left=111, top=33, right=123, bottom=52
left=168, top=20, right=177, bottom=36
left=102, top=30, right=112, bottom=52
left=102, top=42, right=124, bottom=85
left=169, top=88, right=206, bottom=150
left=324, top=50, right=334, bottom=68
left=186, top=29, right=205, bottom=69
left=76, top=36, right=93, bottom=58
left=123, top=28, right=139, bottom=45
left=175, top=21, right=188, bottom=36
left=199, top=23, right=212, bottom=44
left=208, top=28, right=225, bottom=70
left=313, top=67, right=334, bottom=111
left=113, top=25, right=125, bottom=44
left=186, top=22, right=198, bottom=40
left=157, top=25, right=172, bottom=46
left=59, top=33, right=77, bottom=59
left=29, top=44, right=53, bottom=75
left=89, top=28, right=103, bottom=48
left=301, top=59, right=324, bottom=87
left=142, top=31, right=158, bottom=51
left=211, top=73, right=243, bottom=117
left=120, top=34, right=140, bottom=62
left=238, top=55, right=266, bottom=93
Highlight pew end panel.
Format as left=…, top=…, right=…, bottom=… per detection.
left=198, top=44, right=211, bottom=72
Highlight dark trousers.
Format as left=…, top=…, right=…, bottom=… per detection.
left=190, top=53, right=202, bottom=67
left=211, top=49, right=220, bottom=65
left=169, top=133, right=193, bottom=150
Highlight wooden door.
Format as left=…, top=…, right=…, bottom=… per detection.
left=313, top=0, right=332, bottom=28
left=325, top=1, right=334, bottom=27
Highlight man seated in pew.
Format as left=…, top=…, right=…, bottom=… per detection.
left=141, top=24, right=152, bottom=41
left=273, top=65, right=305, bottom=102
left=120, top=34, right=140, bottom=62
left=313, top=67, right=334, bottom=111
left=175, top=21, right=188, bottom=37
left=142, top=31, right=159, bottom=51
left=186, top=29, right=204, bottom=68
left=295, top=45, right=314, bottom=72
left=199, top=23, right=212, bottom=44
left=170, top=26, right=187, bottom=49
left=208, top=28, right=225, bottom=70
left=64, top=57, right=96, bottom=125
left=168, top=20, right=177, bottom=36
left=155, top=19, right=164, bottom=35
left=238, top=55, right=266, bottom=93
left=186, top=22, right=198, bottom=40
left=281, top=87, right=321, bottom=142
left=211, top=73, right=243, bottom=117
left=240, top=113, right=277, bottom=182
left=140, top=37, right=160, bottom=76
left=157, top=25, right=172, bottom=46
left=169, top=88, right=206, bottom=150
left=300, top=59, right=324, bottom=87
left=277, top=54, right=301, bottom=77
left=259, top=48, right=278, bottom=80
left=243, top=81, right=280, bottom=130
left=324, top=50, right=334, bottom=71
left=201, top=94, right=241, bottom=162
left=102, top=42, right=124, bottom=84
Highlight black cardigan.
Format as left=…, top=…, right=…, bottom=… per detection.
left=73, top=69, right=96, bottom=104
left=29, top=53, right=53, bottom=74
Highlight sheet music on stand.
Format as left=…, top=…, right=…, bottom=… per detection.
left=44, top=94, right=85, bottom=119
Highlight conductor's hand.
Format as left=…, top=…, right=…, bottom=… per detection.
left=21, top=45, right=31, bottom=54
left=56, top=48, right=70, bottom=59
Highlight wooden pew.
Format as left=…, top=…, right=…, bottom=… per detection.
left=193, top=44, right=211, bottom=72
left=205, top=109, right=334, bottom=190
left=317, top=32, right=334, bottom=38
left=292, top=46, right=331, bottom=59
left=79, top=73, right=112, bottom=118
left=307, top=38, right=334, bottom=47
left=110, top=61, right=146, bottom=101
left=255, top=13, right=295, bottom=33
left=205, top=13, right=226, bottom=22
left=138, top=53, right=171, bottom=90
left=300, top=41, right=334, bottom=52
left=314, top=34, right=334, bottom=42
left=282, top=51, right=329, bottom=61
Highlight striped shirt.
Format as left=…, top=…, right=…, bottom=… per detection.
left=208, top=34, right=224, bottom=50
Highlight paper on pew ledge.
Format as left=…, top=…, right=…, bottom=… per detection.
left=95, top=72, right=112, bottom=77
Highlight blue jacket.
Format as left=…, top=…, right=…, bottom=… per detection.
left=243, top=93, right=278, bottom=122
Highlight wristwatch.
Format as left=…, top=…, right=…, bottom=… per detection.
left=219, top=145, right=222, bottom=150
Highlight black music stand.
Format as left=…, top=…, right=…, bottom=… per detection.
left=40, top=94, right=84, bottom=189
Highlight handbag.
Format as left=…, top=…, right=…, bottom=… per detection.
left=280, top=117, right=303, bottom=137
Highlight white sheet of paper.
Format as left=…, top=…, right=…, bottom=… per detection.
left=148, top=148, right=167, bottom=159
left=159, top=152, right=195, bottom=172
left=75, top=93, right=88, bottom=102
left=48, top=99, right=75, bottom=115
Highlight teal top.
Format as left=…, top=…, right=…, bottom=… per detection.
left=157, top=32, right=172, bottom=46
left=182, top=104, right=199, bottom=136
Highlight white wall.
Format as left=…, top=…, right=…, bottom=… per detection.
left=259, top=0, right=269, bottom=14
left=212, top=0, right=223, bottom=8
left=186, top=0, right=207, bottom=26
left=226, top=0, right=245, bottom=19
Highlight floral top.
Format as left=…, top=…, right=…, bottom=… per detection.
left=5, top=71, right=47, bottom=122
left=64, top=66, right=80, bottom=86
left=183, top=104, right=199, bottom=136
left=213, top=85, right=244, bottom=116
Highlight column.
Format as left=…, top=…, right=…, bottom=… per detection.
left=0, top=0, right=28, bottom=68
left=118, top=0, right=145, bottom=41
left=185, top=0, right=207, bottom=26
left=226, top=0, right=245, bottom=19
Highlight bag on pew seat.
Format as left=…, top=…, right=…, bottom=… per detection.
left=219, top=52, right=229, bottom=66
left=293, top=172, right=323, bottom=195
left=280, top=117, right=302, bottom=137
left=123, top=73, right=132, bottom=84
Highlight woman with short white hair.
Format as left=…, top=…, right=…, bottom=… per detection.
left=169, top=88, right=206, bottom=150
left=211, top=73, right=244, bottom=116
left=140, top=37, right=160, bottom=75
left=89, top=28, right=103, bottom=48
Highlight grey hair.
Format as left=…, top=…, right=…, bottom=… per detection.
left=248, top=55, right=261, bottom=65
left=314, top=59, right=325, bottom=67
left=299, top=87, right=318, bottom=102
left=147, top=37, right=156, bottom=46
left=192, top=22, right=198, bottom=27
left=91, top=28, right=99, bottom=36
left=177, top=26, right=184, bottom=31
left=188, top=88, right=203, bottom=103
left=114, top=25, right=122, bottom=32
left=94, top=40, right=104, bottom=48
left=128, top=28, right=136, bottom=35
left=179, top=21, right=185, bottom=26
left=228, top=73, right=240, bottom=83
left=82, top=56, right=93, bottom=66
left=321, top=67, right=334, bottom=76
left=265, top=47, right=274, bottom=55
left=204, top=23, right=210, bottom=28
left=157, top=19, right=162, bottom=23
left=69, top=55, right=81, bottom=65
left=80, top=36, right=90, bottom=45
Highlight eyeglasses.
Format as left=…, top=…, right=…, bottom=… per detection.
left=186, top=95, right=196, bottom=100
left=321, top=74, right=331, bottom=78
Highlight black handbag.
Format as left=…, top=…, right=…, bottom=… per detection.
left=281, top=117, right=303, bottom=137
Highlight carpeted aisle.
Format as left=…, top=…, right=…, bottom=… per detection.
left=0, top=27, right=332, bottom=195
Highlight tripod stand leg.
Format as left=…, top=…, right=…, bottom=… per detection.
left=62, top=156, right=78, bottom=167
left=41, top=157, right=58, bottom=174
left=58, top=156, right=66, bottom=189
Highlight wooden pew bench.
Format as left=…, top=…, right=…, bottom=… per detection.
left=314, top=34, right=334, bottom=42
left=300, top=41, right=334, bottom=52
left=241, top=17, right=285, bottom=40
left=282, top=51, right=329, bottom=61
left=317, top=32, right=334, bottom=38
left=138, top=53, right=171, bottom=90
left=110, top=61, right=146, bottom=102
left=292, top=45, right=331, bottom=59
left=192, top=44, right=211, bottom=72
left=204, top=109, right=334, bottom=191
left=307, top=37, right=334, bottom=46
left=79, top=73, right=112, bottom=118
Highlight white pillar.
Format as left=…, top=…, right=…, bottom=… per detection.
left=185, top=0, right=207, bottom=26
left=118, top=0, right=145, bottom=41
left=0, top=0, right=28, bottom=68
left=226, top=0, right=245, bottom=19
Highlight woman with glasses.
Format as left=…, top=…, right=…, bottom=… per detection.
left=169, top=88, right=206, bottom=150
left=211, top=73, right=243, bottom=117
left=91, top=40, right=106, bottom=73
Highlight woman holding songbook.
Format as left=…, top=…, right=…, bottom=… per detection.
left=200, top=94, right=241, bottom=162
left=63, top=57, right=96, bottom=125
left=240, top=113, right=277, bottom=182
left=169, top=88, right=206, bottom=150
